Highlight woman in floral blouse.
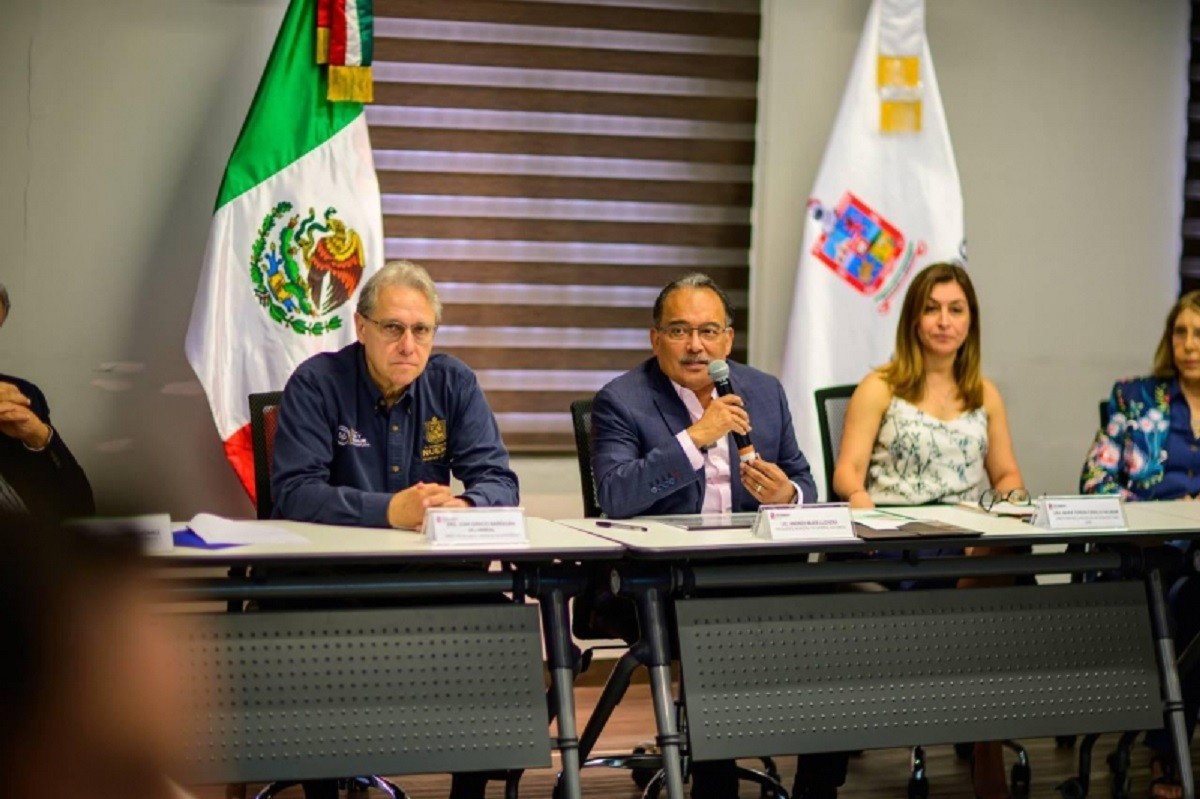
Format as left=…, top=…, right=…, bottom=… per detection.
left=834, top=262, right=1026, bottom=799
left=1081, top=291, right=1200, bottom=799
left=834, top=262, right=1024, bottom=509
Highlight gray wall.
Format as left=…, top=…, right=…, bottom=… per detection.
left=0, top=0, right=1187, bottom=518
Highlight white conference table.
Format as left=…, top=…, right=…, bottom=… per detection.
left=159, top=516, right=621, bottom=799
left=162, top=515, right=619, bottom=563
left=559, top=501, right=1200, bottom=556
left=162, top=507, right=1199, bottom=799
left=557, top=502, right=1200, bottom=799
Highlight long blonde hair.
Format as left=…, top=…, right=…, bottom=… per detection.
left=1152, top=290, right=1200, bottom=377
left=879, top=262, right=983, bottom=410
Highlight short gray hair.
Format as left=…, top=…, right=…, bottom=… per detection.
left=356, top=260, right=443, bottom=324
left=652, top=272, right=733, bottom=327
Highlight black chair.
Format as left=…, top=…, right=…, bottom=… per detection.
left=569, top=398, right=602, bottom=518
left=814, top=384, right=856, bottom=502
left=565, top=397, right=785, bottom=798
left=248, top=391, right=284, bottom=520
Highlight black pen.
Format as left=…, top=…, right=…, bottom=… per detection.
left=596, top=520, right=648, bottom=532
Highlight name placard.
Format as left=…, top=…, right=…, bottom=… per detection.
left=1031, top=495, right=1127, bottom=531
left=424, top=506, right=529, bottom=547
left=752, top=503, right=857, bottom=542
left=70, top=513, right=174, bottom=553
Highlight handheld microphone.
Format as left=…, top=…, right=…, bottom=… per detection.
left=706, top=359, right=757, bottom=463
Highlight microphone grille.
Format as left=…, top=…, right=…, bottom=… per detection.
left=707, top=359, right=729, bottom=381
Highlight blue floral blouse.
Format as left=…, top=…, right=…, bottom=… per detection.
left=1080, top=376, right=1200, bottom=500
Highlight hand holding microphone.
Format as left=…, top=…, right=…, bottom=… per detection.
left=684, top=360, right=758, bottom=463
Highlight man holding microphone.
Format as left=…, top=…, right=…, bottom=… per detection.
left=589, top=273, right=847, bottom=799
left=591, top=272, right=814, bottom=520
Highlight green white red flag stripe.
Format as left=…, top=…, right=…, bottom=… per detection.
left=186, top=0, right=382, bottom=500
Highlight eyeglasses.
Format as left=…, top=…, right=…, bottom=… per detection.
left=363, top=316, right=437, bottom=344
left=979, top=488, right=1031, bottom=512
left=657, top=323, right=729, bottom=342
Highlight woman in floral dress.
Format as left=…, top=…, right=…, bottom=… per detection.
left=834, top=262, right=1024, bottom=510
left=833, top=262, right=1027, bottom=799
left=1081, top=291, right=1200, bottom=799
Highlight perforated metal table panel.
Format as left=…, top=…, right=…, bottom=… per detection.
left=180, top=604, right=550, bottom=784
left=675, top=583, right=1162, bottom=760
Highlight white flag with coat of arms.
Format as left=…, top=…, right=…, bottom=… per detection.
left=779, top=0, right=964, bottom=499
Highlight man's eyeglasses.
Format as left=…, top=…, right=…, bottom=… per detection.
left=657, top=323, right=729, bottom=342
left=363, top=317, right=437, bottom=344
left=979, top=488, right=1031, bottom=512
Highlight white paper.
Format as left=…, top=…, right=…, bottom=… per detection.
left=188, top=513, right=309, bottom=545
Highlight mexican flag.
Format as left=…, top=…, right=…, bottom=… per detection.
left=779, top=0, right=964, bottom=499
left=186, top=0, right=382, bottom=499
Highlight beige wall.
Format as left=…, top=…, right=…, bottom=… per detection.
left=0, top=0, right=1187, bottom=518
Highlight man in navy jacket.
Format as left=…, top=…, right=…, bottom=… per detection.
left=270, top=261, right=516, bottom=799
left=589, top=274, right=845, bottom=799
left=272, top=260, right=517, bottom=529
left=592, top=273, right=815, bottom=519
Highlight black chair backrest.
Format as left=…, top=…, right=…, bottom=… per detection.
left=814, top=384, right=857, bottom=503
left=1099, top=399, right=1110, bottom=429
left=249, top=391, right=284, bottom=520
left=569, top=398, right=603, bottom=518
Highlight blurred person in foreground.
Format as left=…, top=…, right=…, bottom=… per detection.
left=1080, top=290, right=1200, bottom=799
left=0, top=516, right=189, bottom=799
left=0, top=281, right=94, bottom=520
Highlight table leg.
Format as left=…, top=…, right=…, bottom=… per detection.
left=539, top=584, right=582, bottom=799
left=1145, top=565, right=1195, bottom=799
left=637, top=583, right=686, bottom=799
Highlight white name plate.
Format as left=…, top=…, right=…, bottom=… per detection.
left=70, top=513, right=174, bottom=553
left=424, top=506, right=529, bottom=546
left=1031, top=495, right=1127, bottom=531
left=752, top=503, right=857, bottom=542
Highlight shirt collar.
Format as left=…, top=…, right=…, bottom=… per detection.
left=356, top=344, right=417, bottom=414
left=671, top=379, right=716, bottom=418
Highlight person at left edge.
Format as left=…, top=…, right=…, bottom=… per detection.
left=0, top=281, right=95, bottom=521
left=272, top=259, right=518, bottom=528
